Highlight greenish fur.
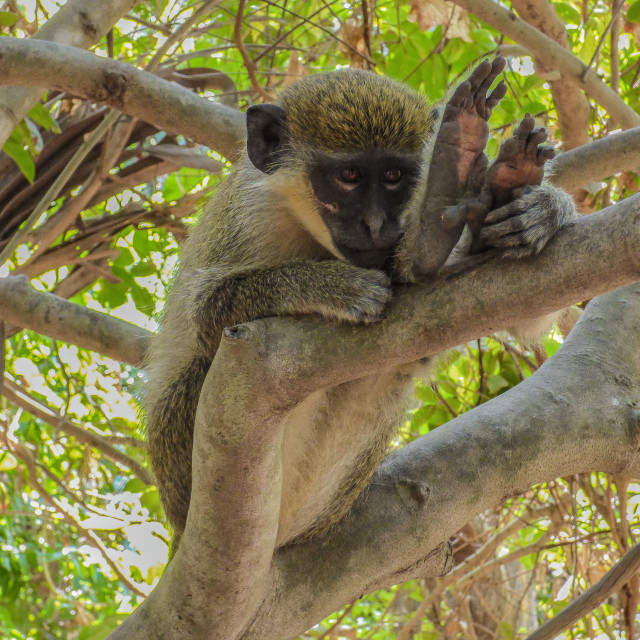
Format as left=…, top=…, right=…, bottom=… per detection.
left=279, top=70, right=431, bottom=153
left=144, top=68, right=573, bottom=552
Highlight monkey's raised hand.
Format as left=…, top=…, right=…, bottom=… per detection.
left=407, top=56, right=507, bottom=277
left=485, top=113, right=555, bottom=208
left=468, top=113, right=558, bottom=254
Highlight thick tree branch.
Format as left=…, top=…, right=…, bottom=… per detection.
left=0, top=38, right=245, bottom=161
left=0, top=0, right=137, bottom=147
left=108, top=197, right=640, bottom=640
left=549, top=127, right=640, bottom=192
left=452, top=0, right=640, bottom=129
left=3, top=197, right=640, bottom=371
left=0, top=275, right=150, bottom=367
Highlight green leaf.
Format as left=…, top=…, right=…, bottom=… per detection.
left=487, top=374, right=509, bottom=394
left=3, top=140, right=35, bottom=183
left=130, top=283, right=155, bottom=315
left=130, top=261, right=157, bottom=277
left=27, top=103, right=58, bottom=132
left=628, top=1, right=640, bottom=23
left=0, top=11, right=18, bottom=27
left=554, top=3, right=582, bottom=26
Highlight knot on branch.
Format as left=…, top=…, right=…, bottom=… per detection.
left=78, top=10, right=99, bottom=38
left=396, top=477, right=431, bottom=509
left=101, top=69, right=128, bottom=106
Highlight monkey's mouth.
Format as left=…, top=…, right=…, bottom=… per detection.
left=336, top=244, right=393, bottom=269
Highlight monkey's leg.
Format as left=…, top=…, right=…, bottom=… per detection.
left=148, top=260, right=393, bottom=552
left=485, top=113, right=555, bottom=207
left=404, top=57, right=507, bottom=278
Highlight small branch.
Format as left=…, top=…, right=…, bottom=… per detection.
left=235, top=0, right=274, bottom=101
left=3, top=378, right=155, bottom=485
left=452, top=0, right=640, bottom=129
left=0, top=38, right=245, bottom=161
left=526, top=542, right=640, bottom=640
left=548, top=127, right=640, bottom=192
left=0, top=275, right=150, bottom=367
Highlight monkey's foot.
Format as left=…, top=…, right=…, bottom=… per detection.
left=433, top=56, right=507, bottom=191
left=486, top=113, right=555, bottom=207
left=479, top=184, right=564, bottom=259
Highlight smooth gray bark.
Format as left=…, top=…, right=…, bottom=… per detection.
left=0, top=0, right=137, bottom=146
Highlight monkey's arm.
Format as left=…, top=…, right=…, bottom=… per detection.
left=192, top=260, right=391, bottom=349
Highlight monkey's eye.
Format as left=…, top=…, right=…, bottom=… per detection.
left=338, top=167, right=362, bottom=184
left=382, top=168, right=402, bottom=184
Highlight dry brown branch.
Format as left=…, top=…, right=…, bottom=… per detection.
left=0, top=110, right=121, bottom=265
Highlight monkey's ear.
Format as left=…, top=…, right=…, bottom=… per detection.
left=246, top=104, right=289, bottom=174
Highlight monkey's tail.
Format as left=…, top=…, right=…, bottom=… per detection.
left=145, top=355, right=211, bottom=548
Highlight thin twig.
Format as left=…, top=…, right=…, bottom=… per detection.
left=525, top=541, right=640, bottom=640
left=235, top=0, right=274, bottom=101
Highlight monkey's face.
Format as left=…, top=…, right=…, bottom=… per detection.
left=307, top=150, right=421, bottom=268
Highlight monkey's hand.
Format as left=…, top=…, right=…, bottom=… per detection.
left=478, top=183, right=576, bottom=260
left=301, top=263, right=392, bottom=324
left=485, top=113, right=555, bottom=209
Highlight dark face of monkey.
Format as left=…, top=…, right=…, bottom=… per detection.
left=307, top=150, right=420, bottom=268
left=246, top=93, right=426, bottom=270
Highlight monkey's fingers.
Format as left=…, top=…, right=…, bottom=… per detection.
left=483, top=194, right=528, bottom=224
left=480, top=207, right=541, bottom=241
left=473, top=56, right=506, bottom=92
left=443, top=81, right=473, bottom=119
left=513, top=113, right=535, bottom=140
left=536, top=146, right=555, bottom=165
left=485, top=81, right=507, bottom=114
left=524, top=127, right=548, bottom=156
left=466, top=59, right=494, bottom=93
